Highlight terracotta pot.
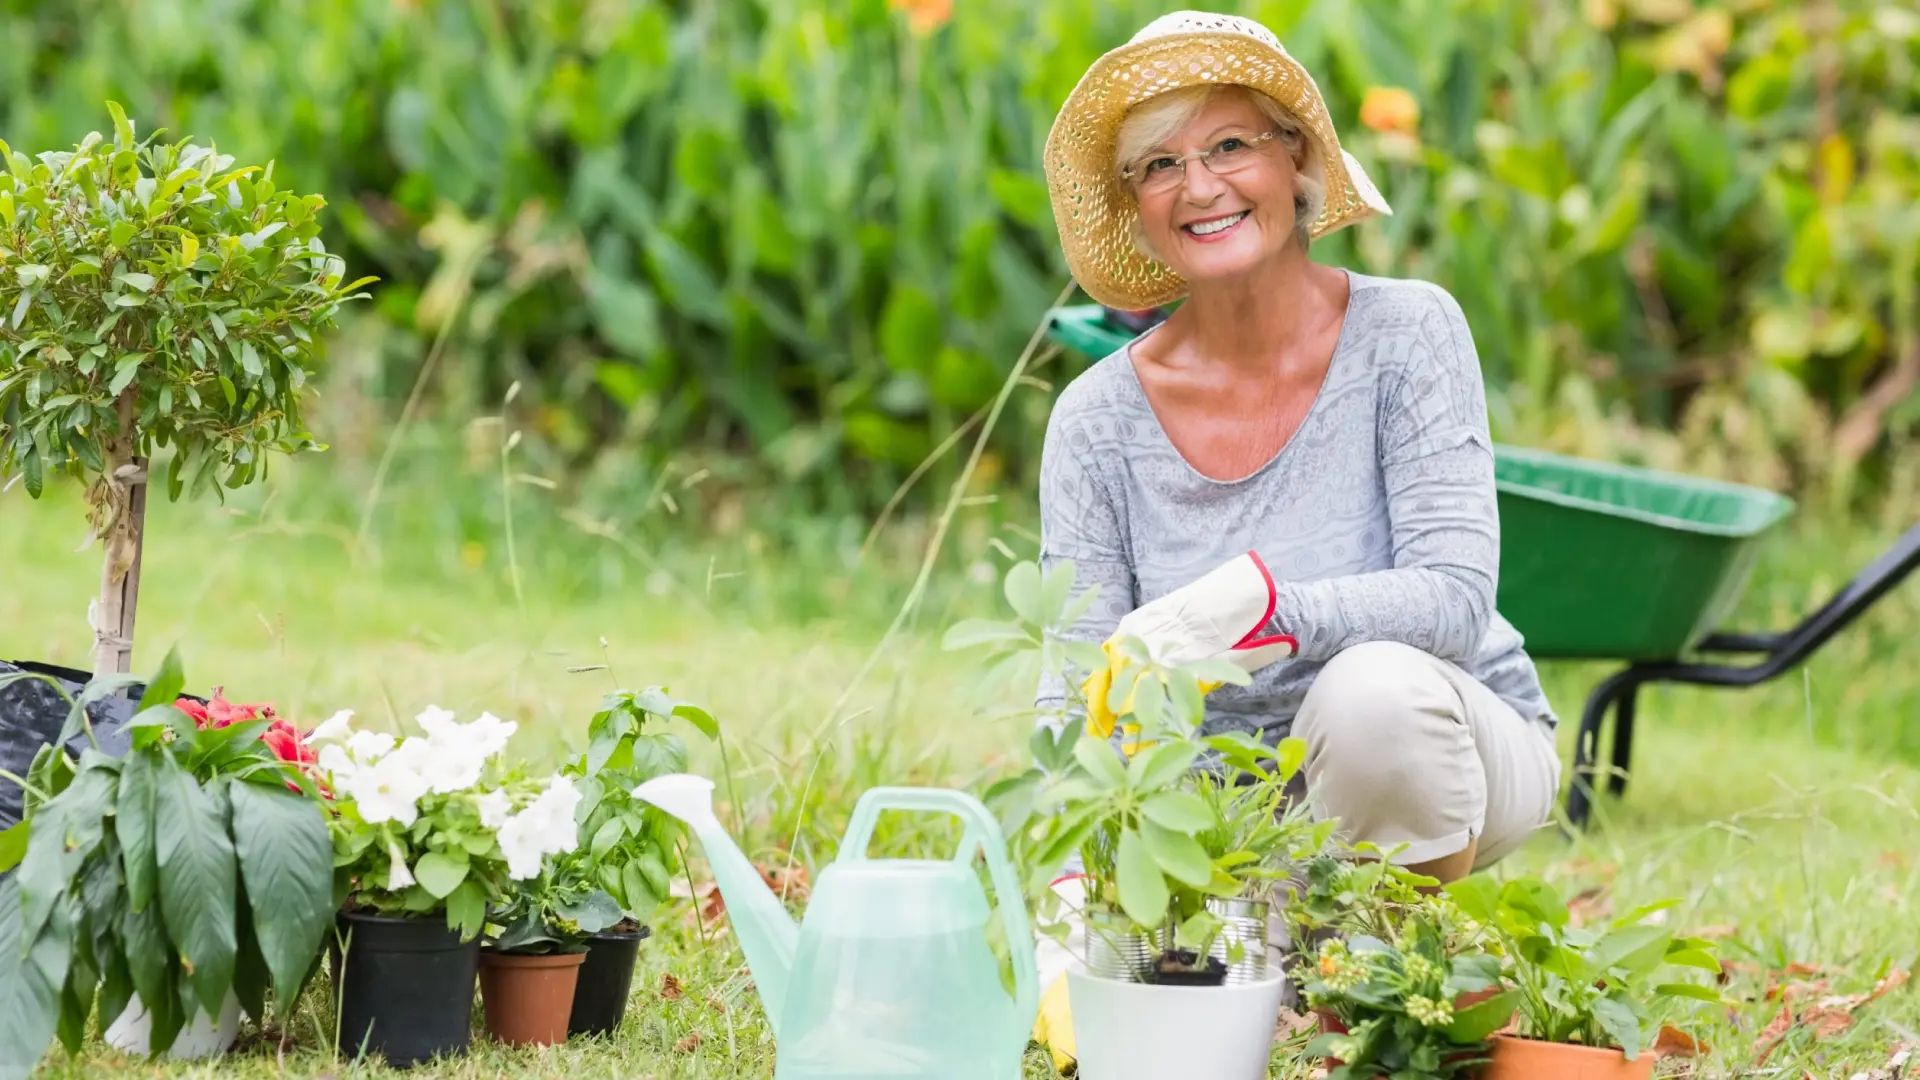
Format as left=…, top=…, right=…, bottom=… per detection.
left=477, top=950, right=588, bottom=1047
left=1481, top=1035, right=1655, bottom=1080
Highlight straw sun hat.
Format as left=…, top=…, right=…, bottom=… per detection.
left=1043, top=10, right=1394, bottom=311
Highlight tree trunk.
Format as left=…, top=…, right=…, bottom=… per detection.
left=92, top=392, right=147, bottom=678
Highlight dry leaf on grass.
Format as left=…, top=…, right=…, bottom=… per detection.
left=1754, top=968, right=1909, bottom=1063
left=757, top=860, right=812, bottom=904
left=660, top=973, right=685, bottom=1001
left=1652, top=1025, right=1711, bottom=1057
left=1568, top=885, right=1613, bottom=926
left=674, top=1032, right=703, bottom=1053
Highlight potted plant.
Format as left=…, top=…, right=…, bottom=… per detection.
left=0, top=105, right=369, bottom=803
left=0, top=650, right=335, bottom=1072
left=1443, top=873, right=1724, bottom=1079
left=561, top=687, right=719, bottom=1038
left=478, top=840, right=621, bottom=1047
left=947, top=559, right=1325, bottom=1080
left=317, top=706, right=569, bottom=1069
left=1297, top=891, right=1517, bottom=1079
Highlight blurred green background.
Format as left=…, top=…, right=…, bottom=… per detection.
left=4, top=0, right=1917, bottom=527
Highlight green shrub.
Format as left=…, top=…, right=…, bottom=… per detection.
left=4, top=0, right=1914, bottom=515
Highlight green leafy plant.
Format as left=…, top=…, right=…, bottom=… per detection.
left=485, top=848, right=624, bottom=955
left=1445, top=873, right=1724, bottom=1059
left=1301, top=897, right=1516, bottom=1080
left=567, top=687, right=720, bottom=927
left=0, top=103, right=369, bottom=676
left=946, top=558, right=1325, bottom=982
left=0, top=648, right=334, bottom=1074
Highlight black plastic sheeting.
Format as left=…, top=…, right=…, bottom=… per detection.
left=0, top=660, right=139, bottom=831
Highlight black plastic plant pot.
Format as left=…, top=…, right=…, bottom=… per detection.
left=329, top=911, right=480, bottom=1069
left=567, top=924, right=652, bottom=1038
left=1145, top=949, right=1228, bottom=987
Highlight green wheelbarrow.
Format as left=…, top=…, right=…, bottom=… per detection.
left=1046, top=304, right=1920, bottom=829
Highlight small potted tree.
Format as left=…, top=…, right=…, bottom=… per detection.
left=318, top=707, right=569, bottom=1069
left=0, top=102, right=369, bottom=817
left=0, top=649, right=336, bottom=1068
left=562, top=686, right=719, bottom=1038
left=1444, top=873, right=1724, bottom=1079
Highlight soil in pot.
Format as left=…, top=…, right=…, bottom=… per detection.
left=329, top=911, right=481, bottom=1069
left=479, top=949, right=588, bottom=1046
left=1144, top=949, right=1227, bottom=987
left=1482, top=1035, right=1655, bottom=1080
left=567, top=923, right=651, bottom=1038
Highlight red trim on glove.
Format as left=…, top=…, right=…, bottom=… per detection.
left=1231, top=551, right=1281, bottom=650
left=1235, top=632, right=1299, bottom=656
left=1049, top=872, right=1089, bottom=889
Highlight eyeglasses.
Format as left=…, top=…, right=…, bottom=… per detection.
left=1121, top=130, right=1280, bottom=195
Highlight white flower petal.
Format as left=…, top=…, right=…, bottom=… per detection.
left=346, top=730, right=396, bottom=764
left=308, top=710, right=355, bottom=744
left=475, top=789, right=513, bottom=830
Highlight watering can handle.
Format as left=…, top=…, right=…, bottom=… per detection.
left=839, top=788, right=1040, bottom=1030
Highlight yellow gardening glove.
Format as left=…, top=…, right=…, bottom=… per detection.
left=1032, top=874, right=1086, bottom=1072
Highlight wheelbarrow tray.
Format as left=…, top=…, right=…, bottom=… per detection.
left=1493, top=447, right=1794, bottom=660
left=1045, top=305, right=1798, bottom=660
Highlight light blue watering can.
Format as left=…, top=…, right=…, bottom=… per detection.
left=634, top=774, right=1040, bottom=1080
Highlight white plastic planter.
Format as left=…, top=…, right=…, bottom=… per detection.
left=1066, top=963, right=1286, bottom=1080
left=104, top=990, right=243, bottom=1059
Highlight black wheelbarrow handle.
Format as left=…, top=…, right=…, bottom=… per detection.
left=1566, top=520, right=1920, bottom=830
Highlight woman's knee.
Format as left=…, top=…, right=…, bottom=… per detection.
left=1296, top=641, right=1461, bottom=770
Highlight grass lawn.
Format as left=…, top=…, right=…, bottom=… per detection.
left=3, top=453, right=1917, bottom=1078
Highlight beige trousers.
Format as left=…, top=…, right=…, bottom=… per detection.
left=1291, top=640, right=1562, bottom=870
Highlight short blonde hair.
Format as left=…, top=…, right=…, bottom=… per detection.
left=1113, top=83, right=1326, bottom=259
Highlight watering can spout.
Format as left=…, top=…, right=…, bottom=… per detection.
left=632, top=774, right=798, bottom=1037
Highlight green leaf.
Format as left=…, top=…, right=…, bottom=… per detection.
left=877, top=284, right=942, bottom=373
left=135, top=647, right=188, bottom=713
left=106, top=101, right=136, bottom=148
left=1126, top=741, right=1200, bottom=793
left=231, top=897, right=270, bottom=1024
left=1115, top=826, right=1169, bottom=928
left=0, top=822, right=26, bottom=873
left=155, top=753, right=237, bottom=1015
left=557, top=890, right=624, bottom=934
left=411, top=850, right=469, bottom=900
left=118, top=901, right=170, bottom=1029
left=229, top=780, right=333, bottom=1011
left=1443, top=988, right=1519, bottom=1044
left=239, top=341, right=262, bottom=377
left=1654, top=982, right=1723, bottom=1003
left=590, top=816, right=628, bottom=862
left=636, top=849, right=670, bottom=900
left=117, top=751, right=158, bottom=912
left=939, top=619, right=1034, bottom=652
left=0, top=877, right=66, bottom=1080
left=1589, top=994, right=1643, bottom=1058
left=1589, top=924, right=1673, bottom=978
left=1003, top=561, right=1043, bottom=625
left=446, top=880, right=486, bottom=942
left=1139, top=819, right=1213, bottom=888
left=1072, top=733, right=1127, bottom=790
left=1140, top=791, right=1215, bottom=833
left=1663, top=948, right=1721, bottom=973
left=1038, top=561, right=1077, bottom=626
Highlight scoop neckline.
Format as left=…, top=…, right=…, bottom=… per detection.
left=1118, top=268, right=1361, bottom=487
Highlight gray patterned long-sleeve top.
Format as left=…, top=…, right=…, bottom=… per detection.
left=1035, top=271, right=1556, bottom=740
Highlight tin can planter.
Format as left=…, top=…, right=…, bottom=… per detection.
left=1481, top=1035, right=1655, bottom=1080
left=567, top=925, right=651, bottom=1038
left=1203, top=897, right=1269, bottom=984
left=330, top=912, right=480, bottom=1069
left=1083, top=910, right=1156, bottom=981
left=479, top=949, right=588, bottom=1047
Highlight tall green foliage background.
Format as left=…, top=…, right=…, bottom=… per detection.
left=4, top=0, right=1916, bottom=522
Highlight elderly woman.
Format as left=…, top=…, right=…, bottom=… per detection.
left=1035, top=12, right=1562, bottom=887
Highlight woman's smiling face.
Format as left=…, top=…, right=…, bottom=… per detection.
left=1126, top=89, right=1307, bottom=288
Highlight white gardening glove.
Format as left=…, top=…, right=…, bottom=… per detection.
left=1110, top=552, right=1297, bottom=674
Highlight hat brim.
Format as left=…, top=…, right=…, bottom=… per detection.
left=1043, top=31, right=1391, bottom=311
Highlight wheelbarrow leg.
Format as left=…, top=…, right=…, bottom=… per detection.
left=1565, top=668, right=1638, bottom=831
left=1607, top=681, right=1641, bottom=798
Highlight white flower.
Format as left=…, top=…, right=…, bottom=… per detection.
left=308, top=710, right=355, bottom=744
left=497, top=813, right=547, bottom=880
left=317, top=744, right=358, bottom=782
left=386, top=837, right=416, bottom=891
left=414, top=705, right=460, bottom=741
left=496, top=776, right=584, bottom=879
left=464, top=711, right=517, bottom=758
left=419, top=748, right=487, bottom=795
left=475, top=789, right=513, bottom=830
left=342, top=751, right=430, bottom=826
left=346, top=730, right=397, bottom=763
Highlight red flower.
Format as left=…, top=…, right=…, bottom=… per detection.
left=174, top=697, right=211, bottom=726
left=262, top=719, right=317, bottom=766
